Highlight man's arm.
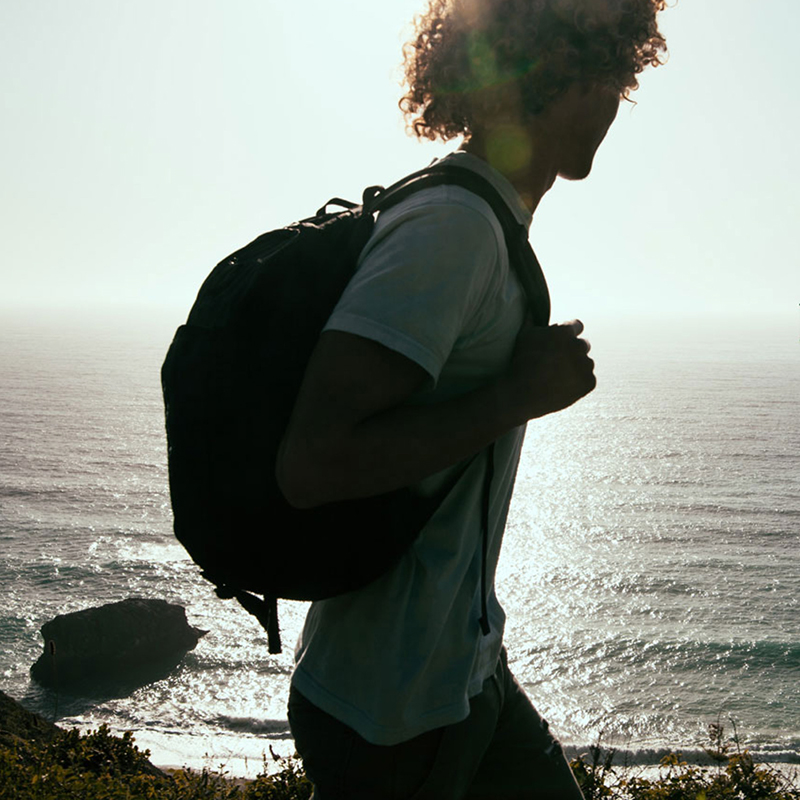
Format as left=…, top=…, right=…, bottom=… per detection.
left=275, top=318, right=595, bottom=509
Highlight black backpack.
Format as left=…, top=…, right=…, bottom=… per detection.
left=161, top=163, right=549, bottom=653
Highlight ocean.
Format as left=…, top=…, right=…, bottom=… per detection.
left=1, top=307, right=798, bottom=778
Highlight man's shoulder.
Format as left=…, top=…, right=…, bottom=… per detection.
left=374, top=180, right=503, bottom=243
left=371, top=151, right=530, bottom=252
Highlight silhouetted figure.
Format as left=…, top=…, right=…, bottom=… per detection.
left=278, top=1, right=668, bottom=797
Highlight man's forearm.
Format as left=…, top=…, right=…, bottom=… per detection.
left=277, top=376, right=521, bottom=508
left=276, top=321, right=595, bottom=509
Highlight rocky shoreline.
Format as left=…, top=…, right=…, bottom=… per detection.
left=0, top=689, right=166, bottom=778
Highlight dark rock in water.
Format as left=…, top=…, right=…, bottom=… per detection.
left=30, top=597, right=206, bottom=690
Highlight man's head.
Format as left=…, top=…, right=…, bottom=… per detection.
left=401, top=0, right=667, bottom=143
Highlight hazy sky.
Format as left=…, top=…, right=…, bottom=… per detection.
left=2, top=0, right=798, bottom=327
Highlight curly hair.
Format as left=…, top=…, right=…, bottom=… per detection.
left=401, top=0, right=668, bottom=141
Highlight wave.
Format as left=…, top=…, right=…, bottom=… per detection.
left=212, top=715, right=292, bottom=738
left=560, top=743, right=800, bottom=767
left=673, top=639, right=800, bottom=672
left=529, top=636, right=800, bottom=676
left=184, top=652, right=292, bottom=677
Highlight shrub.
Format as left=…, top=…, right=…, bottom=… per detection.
left=2, top=714, right=796, bottom=800
left=242, top=750, right=312, bottom=800
left=0, top=725, right=312, bottom=800
left=571, top=723, right=800, bottom=800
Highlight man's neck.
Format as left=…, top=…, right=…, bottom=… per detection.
left=458, top=132, right=558, bottom=215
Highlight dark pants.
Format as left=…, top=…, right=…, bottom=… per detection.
left=288, top=651, right=585, bottom=800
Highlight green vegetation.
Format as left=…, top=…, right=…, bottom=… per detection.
left=0, top=716, right=797, bottom=799
left=0, top=723, right=312, bottom=800
left=570, top=723, right=800, bottom=800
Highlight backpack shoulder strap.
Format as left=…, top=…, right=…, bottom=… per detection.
left=367, top=163, right=551, bottom=327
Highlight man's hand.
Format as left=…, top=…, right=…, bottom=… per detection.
left=501, top=318, right=596, bottom=424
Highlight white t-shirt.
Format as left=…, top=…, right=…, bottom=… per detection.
left=291, top=151, right=533, bottom=746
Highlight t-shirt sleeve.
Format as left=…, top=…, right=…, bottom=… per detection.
left=323, top=196, right=501, bottom=385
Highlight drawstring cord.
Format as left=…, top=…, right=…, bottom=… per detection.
left=479, top=443, right=495, bottom=636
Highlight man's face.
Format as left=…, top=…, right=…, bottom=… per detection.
left=541, top=83, right=621, bottom=181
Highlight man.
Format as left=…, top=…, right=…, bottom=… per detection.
left=278, top=0, right=667, bottom=797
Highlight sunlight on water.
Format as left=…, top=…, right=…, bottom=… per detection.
left=493, top=319, right=800, bottom=751
left=1, top=313, right=798, bottom=771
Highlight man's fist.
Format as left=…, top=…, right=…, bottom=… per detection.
left=503, top=317, right=596, bottom=423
